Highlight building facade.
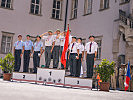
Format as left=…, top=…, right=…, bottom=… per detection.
left=0, top=0, right=133, bottom=89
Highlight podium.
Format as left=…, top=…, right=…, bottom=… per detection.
left=37, top=68, right=65, bottom=86
left=12, top=67, right=92, bottom=89
left=12, top=72, right=37, bottom=83
left=65, top=76, right=92, bottom=89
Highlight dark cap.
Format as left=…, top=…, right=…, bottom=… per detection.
left=77, top=38, right=82, bottom=41
left=36, top=35, right=41, bottom=39
left=89, top=35, right=95, bottom=39
left=26, top=35, right=31, bottom=37
left=18, top=35, right=22, bottom=37
left=72, top=36, right=76, bottom=39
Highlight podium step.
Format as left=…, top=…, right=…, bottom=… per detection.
left=36, top=67, right=65, bottom=86
left=65, top=76, right=92, bottom=89
left=12, top=72, right=37, bottom=83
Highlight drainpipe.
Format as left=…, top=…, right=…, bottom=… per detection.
left=64, top=0, right=69, bottom=31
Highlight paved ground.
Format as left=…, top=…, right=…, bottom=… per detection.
left=0, top=79, right=133, bottom=100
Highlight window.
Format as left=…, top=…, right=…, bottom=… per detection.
left=52, top=0, right=62, bottom=20
left=95, top=37, right=102, bottom=60
left=1, top=32, right=14, bottom=54
left=30, top=0, right=41, bottom=15
left=0, top=0, right=13, bottom=9
left=100, top=0, right=109, bottom=10
left=84, top=0, right=92, bottom=15
left=71, top=0, right=78, bottom=19
left=120, top=0, right=130, bottom=4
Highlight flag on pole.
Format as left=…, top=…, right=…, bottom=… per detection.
left=61, top=25, right=69, bottom=68
left=125, top=61, right=131, bottom=91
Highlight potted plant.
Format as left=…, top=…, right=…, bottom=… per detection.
left=96, top=59, right=115, bottom=92
left=0, top=53, right=15, bottom=81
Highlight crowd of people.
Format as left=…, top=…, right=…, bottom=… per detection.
left=13, top=29, right=98, bottom=78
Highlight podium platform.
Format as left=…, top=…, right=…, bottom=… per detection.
left=12, top=67, right=92, bottom=89
left=65, top=76, right=92, bottom=89
left=12, top=72, right=37, bottom=83
left=37, top=68, right=65, bottom=86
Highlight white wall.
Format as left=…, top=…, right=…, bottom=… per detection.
left=0, top=0, right=66, bottom=71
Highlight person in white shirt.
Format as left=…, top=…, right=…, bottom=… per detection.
left=68, top=36, right=79, bottom=76
left=85, top=35, right=98, bottom=78
left=53, top=29, right=61, bottom=68
left=59, top=31, right=66, bottom=69
left=40, top=30, right=55, bottom=68
left=76, top=38, right=84, bottom=77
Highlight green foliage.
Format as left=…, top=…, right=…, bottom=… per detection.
left=0, top=53, right=15, bottom=73
left=96, top=59, right=115, bottom=82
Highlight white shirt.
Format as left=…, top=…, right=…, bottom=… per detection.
left=69, top=42, right=79, bottom=53
left=42, top=35, right=55, bottom=46
left=69, top=35, right=72, bottom=44
left=77, top=43, right=84, bottom=54
left=60, top=35, right=65, bottom=46
left=53, top=35, right=61, bottom=46
left=85, top=41, right=98, bottom=54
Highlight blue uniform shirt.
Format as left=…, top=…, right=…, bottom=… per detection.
left=24, top=40, right=33, bottom=50
left=33, top=41, right=43, bottom=51
left=14, top=40, right=24, bottom=50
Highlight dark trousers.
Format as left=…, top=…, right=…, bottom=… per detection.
left=23, top=50, right=30, bottom=72
left=45, top=46, right=52, bottom=68
left=86, top=54, right=95, bottom=78
left=53, top=46, right=60, bottom=68
left=69, top=53, right=77, bottom=76
left=33, top=51, right=40, bottom=73
left=14, top=50, right=22, bottom=72
left=60, top=46, right=64, bottom=69
left=76, top=54, right=82, bottom=77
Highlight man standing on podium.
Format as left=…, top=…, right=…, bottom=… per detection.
left=23, top=35, right=33, bottom=72
left=68, top=36, right=79, bottom=76
left=40, top=30, right=55, bottom=68
left=14, top=35, right=24, bottom=72
left=53, top=29, right=61, bottom=69
left=33, top=35, right=43, bottom=73
left=76, top=38, right=84, bottom=77
left=85, top=35, right=98, bottom=78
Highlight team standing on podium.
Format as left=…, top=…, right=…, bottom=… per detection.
left=13, top=29, right=98, bottom=78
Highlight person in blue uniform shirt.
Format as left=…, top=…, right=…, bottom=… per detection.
left=23, top=35, right=33, bottom=72
left=33, top=35, right=43, bottom=73
left=13, top=35, right=24, bottom=72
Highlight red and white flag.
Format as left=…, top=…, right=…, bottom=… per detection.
left=124, top=61, right=131, bottom=91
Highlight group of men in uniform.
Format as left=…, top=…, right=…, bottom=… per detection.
left=14, top=29, right=98, bottom=78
